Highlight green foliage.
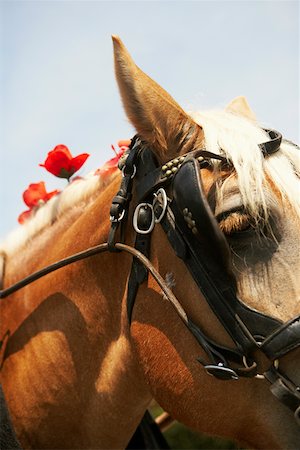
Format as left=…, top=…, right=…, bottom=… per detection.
left=150, top=405, right=241, bottom=450
left=164, top=422, right=239, bottom=450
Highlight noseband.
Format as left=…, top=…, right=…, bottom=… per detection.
left=1, top=129, right=299, bottom=426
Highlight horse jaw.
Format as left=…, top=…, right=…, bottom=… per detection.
left=233, top=203, right=300, bottom=323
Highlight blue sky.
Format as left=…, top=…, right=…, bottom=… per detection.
left=0, top=0, right=299, bottom=238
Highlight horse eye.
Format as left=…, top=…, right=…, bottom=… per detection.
left=217, top=210, right=253, bottom=237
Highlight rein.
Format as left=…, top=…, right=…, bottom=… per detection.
left=0, top=243, right=188, bottom=324
left=1, top=129, right=300, bottom=426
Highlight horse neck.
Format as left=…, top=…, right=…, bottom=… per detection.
left=3, top=172, right=143, bottom=354
left=1, top=176, right=152, bottom=448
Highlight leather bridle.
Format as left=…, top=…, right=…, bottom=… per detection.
left=1, top=129, right=299, bottom=425
left=109, top=130, right=300, bottom=425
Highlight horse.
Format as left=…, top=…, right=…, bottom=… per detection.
left=0, top=35, right=299, bottom=449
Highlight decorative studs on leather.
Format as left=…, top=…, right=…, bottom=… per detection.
left=183, top=208, right=198, bottom=235
left=162, top=156, right=185, bottom=178
left=197, top=155, right=211, bottom=168
left=161, top=154, right=211, bottom=179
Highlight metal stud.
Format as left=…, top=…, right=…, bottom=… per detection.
left=171, top=167, right=178, bottom=173
left=186, top=219, right=194, bottom=229
left=166, top=170, right=172, bottom=177
left=162, top=164, right=167, bottom=171
left=182, top=207, right=198, bottom=234
left=167, top=161, right=173, bottom=168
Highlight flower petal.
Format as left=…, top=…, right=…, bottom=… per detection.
left=23, top=182, right=47, bottom=208
left=51, top=145, right=73, bottom=159
left=94, top=147, right=127, bottom=178
left=45, top=189, right=60, bottom=202
left=18, top=209, right=33, bottom=224
left=21, top=182, right=60, bottom=225
left=40, top=150, right=71, bottom=177
left=70, top=153, right=90, bottom=173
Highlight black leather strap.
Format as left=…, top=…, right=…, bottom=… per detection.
left=136, top=149, right=227, bottom=203
left=260, top=129, right=282, bottom=156
left=126, top=145, right=158, bottom=322
left=260, top=316, right=300, bottom=360
left=127, top=232, right=151, bottom=323
left=264, top=367, right=300, bottom=416
left=154, top=204, right=187, bottom=260
left=172, top=158, right=232, bottom=271
left=108, top=138, right=141, bottom=250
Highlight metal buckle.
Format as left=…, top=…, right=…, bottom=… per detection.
left=133, top=203, right=155, bottom=235
left=153, top=188, right=168, bottom=223
left=122, top=164, right=136, bottom=179
left=110, top=209, right=125, bottom=223
left=205, top=363, right=239, bottom=381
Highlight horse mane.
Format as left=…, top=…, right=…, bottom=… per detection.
left=190, top=109, right=300, bottom=220
left=1, top=110, right=299, bottom=258
left=0, top=171, right=119, bottom=257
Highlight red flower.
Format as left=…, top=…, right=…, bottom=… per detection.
left=23, top=182, right=59, bottom=207
left=18, top=182, right=60, bottom=224
left=95, top=140, right=130, bottom=177
left=39, top=145, right=89, bottom=180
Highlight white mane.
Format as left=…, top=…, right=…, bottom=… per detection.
left=1, top=171, right=118, bottom=257
left=191, top=109, right=300, bottom=219
left=1, top=109, right=299, bottom=258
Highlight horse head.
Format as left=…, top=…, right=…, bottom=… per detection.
left=112, top=36, right=300, bottom=448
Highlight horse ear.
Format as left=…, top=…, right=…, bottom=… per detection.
left=225, top=96, right=257, bottom=121
left=112, top=36, right=204, bottom=161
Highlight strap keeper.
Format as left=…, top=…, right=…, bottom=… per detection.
left=109, top=204, right=125, bottom=223
left=107, top=222, right=121, bottom=252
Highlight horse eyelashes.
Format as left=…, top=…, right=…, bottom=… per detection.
left=217, top=209, right=252, bottom=237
